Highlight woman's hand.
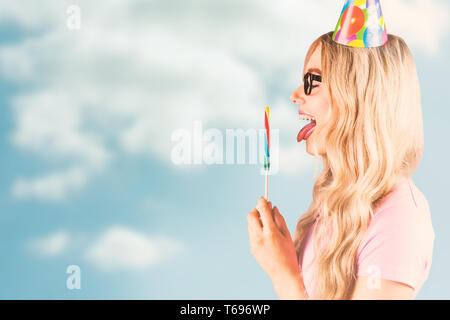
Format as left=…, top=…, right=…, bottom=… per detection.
left=246, top=196, right=301, bottom=284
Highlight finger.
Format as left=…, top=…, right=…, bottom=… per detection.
left=273, top=207, right=285, bottom=236
left=247, top=208, right=263, bottom=231
left=256, top=196, right=276, bottom=230
left=247, top=209, right=263, bottom=249
left=273, top=206, right=291, bottom=237
left=267, top=202, right=274, bottom=221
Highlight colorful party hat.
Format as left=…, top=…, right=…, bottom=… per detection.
left=332, top=0, right=388, bottom=48
left=264, top=106, right=270, bottom=170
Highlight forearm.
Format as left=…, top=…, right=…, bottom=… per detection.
left=272, top=271, right=309, bottom=300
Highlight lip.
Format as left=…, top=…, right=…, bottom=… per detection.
left=299, top=110, right=315, bottom=117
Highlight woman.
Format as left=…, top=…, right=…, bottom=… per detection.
left=246, top=30, right=435, bottom=300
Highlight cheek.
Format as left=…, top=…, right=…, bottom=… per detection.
left=314, top=99, right=332, bottom=124
left=315, top=89, right=332, bottom=121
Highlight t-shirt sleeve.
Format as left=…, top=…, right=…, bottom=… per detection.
left=357, top=204, right=434, bottom=291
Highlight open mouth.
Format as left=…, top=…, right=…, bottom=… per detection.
left=297, top=114, right=317, bottom=142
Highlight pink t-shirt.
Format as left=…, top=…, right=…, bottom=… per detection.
left=300, top=177, right=435, bottom=299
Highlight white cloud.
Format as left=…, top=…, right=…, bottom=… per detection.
left=10, top=90, right=111, bottom=167
left=26, top=226, right=181, bottom=272
left=12, top=166, right=88, bottom=202
left=383, top=0, right=449, bottom=56
left=84, top=226, right=182, bottom=272
left=0, top=0, right=64, bottom=30
left=1, top=0, right=447, bottom=201
left=28, top=231, right=69, bottom=256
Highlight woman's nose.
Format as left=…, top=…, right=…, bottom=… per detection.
left=290, top=86, right=304, bottom=105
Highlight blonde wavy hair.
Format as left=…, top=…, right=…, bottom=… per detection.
left=293, top=31, right=424, bottom=299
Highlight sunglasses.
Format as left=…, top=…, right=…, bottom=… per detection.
left=303, top=72, right=322, bottom=95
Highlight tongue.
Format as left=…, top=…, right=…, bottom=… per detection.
left=297, top=121, right=316, bottom=142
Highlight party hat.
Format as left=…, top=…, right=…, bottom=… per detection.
left=332, top=0, right=388, bottom=48
left=264, top=106, right=270, bottom=170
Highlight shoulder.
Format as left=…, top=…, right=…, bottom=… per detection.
left=366, top=178, right=434, bottom=243
left=356, top=178, right=435, bottom=292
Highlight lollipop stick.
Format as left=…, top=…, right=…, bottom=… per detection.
left=264, top=169, right=268, bottom=200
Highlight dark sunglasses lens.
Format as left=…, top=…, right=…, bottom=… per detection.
left=304, top=74, right=310, bottom=95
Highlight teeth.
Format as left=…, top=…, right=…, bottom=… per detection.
left=299, top=114, right=316, bottom=121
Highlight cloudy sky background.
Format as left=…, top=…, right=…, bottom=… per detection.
left=0, top=0, right=449, bottom=299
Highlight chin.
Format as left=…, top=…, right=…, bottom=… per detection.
left=306, top=137, right=323, bottom=156
left=305, top=139, right=313, bottom=156
left=306, top=146, right=314, bottom=156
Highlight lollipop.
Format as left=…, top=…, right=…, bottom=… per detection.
left=264, top=106, right=270, bottom=200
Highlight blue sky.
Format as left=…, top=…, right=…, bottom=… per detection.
left=0, top=0, right=449, bottom=299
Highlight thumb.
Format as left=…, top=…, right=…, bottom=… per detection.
left=273, top=206, right=291, bottom=237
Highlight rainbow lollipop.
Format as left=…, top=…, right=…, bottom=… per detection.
left=264, top=106, right=270, bottom=200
